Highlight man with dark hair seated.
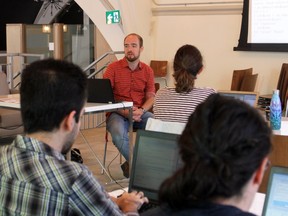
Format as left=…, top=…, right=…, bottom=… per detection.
left=0, top=59, right=148, bottom=215
left=142, top=93, right=272, bottom=216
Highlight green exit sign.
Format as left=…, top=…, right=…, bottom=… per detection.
left=106, top=10, right=121, bottom=24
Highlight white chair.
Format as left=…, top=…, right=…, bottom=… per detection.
left=145, top=118, right=185, bottom=135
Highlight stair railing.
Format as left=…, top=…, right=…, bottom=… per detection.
left=83, top=51, right=124, bottom=78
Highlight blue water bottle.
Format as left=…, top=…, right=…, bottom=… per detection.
left=270, top=89, right=282, bottom=130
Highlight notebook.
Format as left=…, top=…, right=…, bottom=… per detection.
left=87, top=78, right=115, bottom=103
left=262, top=166, right=288, bottom=216
left=218, top=90, right=259, bottom=107
left=129, top=129, right=182, bottom=211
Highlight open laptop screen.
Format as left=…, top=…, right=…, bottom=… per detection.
left=218, top=90, right=259, bottom=107
left=129, top=129, right=182, bottom=202
left=262, top=166, right=288, bottom=216
left=87, top=78, right=115, bottom=103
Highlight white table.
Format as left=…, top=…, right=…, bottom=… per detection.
left=0, top=94, right=134, bottom=182
left=0, top=94, right=20, bottom=109
left=272, top=117, right=288, bottom=136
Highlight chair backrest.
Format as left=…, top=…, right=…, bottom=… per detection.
left=277, top=63, right=288, bottom=110
left=145, top=118, right=185, bottom=135
left=0, top=72, right=9, bottom=95
left=231, top=68, right=253, bottom=91
left=150, top=60, right=168, bottom=77
left=240, top=73, right=258, bottom=91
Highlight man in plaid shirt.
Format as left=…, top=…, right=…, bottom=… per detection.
left=0, top=59, right=148, bottom=215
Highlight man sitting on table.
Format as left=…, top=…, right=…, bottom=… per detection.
left=0, top=59, right=148, bottom=215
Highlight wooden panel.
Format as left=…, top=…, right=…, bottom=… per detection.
left=240, top=73, right=258, bottom=91
left=150, top=60, right=168, bottom=77
left=258, top=134, right=288, bottom=193
left=53, top=23, right=64, bottom=60
left=6, top=24, right=26, bottom=81
left=276, top=63, right=288, bottom=110
left=230, top=68, right=253, bottom=91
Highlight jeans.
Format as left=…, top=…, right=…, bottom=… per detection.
left=106, top=111, right=154, bottom=162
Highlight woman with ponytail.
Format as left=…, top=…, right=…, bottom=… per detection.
left=153, top=44, right=216, bottom=123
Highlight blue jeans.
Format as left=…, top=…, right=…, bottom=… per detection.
left=106, top=112, right=154, bottom=162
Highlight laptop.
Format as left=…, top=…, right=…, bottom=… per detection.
left=87, top=78, right=115, bottom=103
left=129, top=129, right=182, bottom=212
left=262, top=166, right=288, bottom=216
left=218, top=90, right=259, bottom=107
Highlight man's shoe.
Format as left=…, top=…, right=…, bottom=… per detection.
left=121, top=161, right=129, bottom=178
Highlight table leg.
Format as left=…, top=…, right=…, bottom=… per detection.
left=128, top=107, right=133, bottom=171
left=79, top=130, right=114, bottom=182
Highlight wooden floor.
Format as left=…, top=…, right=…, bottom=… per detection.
left=73, top=126, right=129, bottom=191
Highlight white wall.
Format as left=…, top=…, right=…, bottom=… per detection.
left=76, top=0, right=288, bottom=95
left=150, top=10, right=288, bottom=94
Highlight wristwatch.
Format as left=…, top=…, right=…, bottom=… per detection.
left=140, top=107, right=146, bottom=113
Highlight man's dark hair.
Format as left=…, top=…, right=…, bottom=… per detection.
left=20, top=58, right=87, bottom=133
left=159, top=93, right=272, bottom=208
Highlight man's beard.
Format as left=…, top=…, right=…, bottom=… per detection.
left=125, top=52, right=140, bottom=62
left=62, top=123, right=78, bottom=154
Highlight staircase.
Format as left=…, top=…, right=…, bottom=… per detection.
left=74, top=0, right=125, bottom=52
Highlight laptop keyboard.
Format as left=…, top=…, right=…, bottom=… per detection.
left=138, top=202, right=158, bottom=213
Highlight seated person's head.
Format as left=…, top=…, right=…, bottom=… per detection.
left=20, top=59, right=87, bottom=135
left=159, top=93, right=272, bottom=210
left=173, top=44, right=203, bottom=93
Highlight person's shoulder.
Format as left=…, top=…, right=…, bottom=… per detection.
left=156, top=87, right=175, bottom=95
left=141, top=202, right=256, bottom=216
left=52, top=157, right=91, bottom=180
left=107, top=58, right=127, bottom=68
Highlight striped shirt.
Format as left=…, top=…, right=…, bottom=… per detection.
left=153, top=87, right=216, bottom=123
left=103, top=58, right=155, bottom=107
left=0, top=135, right=124, bottom=216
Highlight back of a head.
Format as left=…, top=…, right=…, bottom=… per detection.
left=159, top=94, right=272, bottom=208
left=173, top=44, right=203, bottom=93
left=20, top=58, right=87, bottom=134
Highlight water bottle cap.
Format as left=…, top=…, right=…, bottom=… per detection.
left=273, top=89, right=279, bottom=95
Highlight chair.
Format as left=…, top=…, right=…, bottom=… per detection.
left=150, top=60, right=168, bottom=86
left=230, top=68, right=253, bottom=91
left=102, top=130, right=122, bottom=174
left=0, top=72, right=23, bottom=140
left=239, top=73, right=258, bottom=91
left=258, top=63, right=288, bottom=112
left=276, top=63, right=288, bottom=110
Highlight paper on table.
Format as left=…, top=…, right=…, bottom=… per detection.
left=0, top=98, right=20, bottom=103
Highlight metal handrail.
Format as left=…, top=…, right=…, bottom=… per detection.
left=83, top=51, right=124, bottom=75
left=87, top=64, right=109, bottom=79
left=0, top=53, right=45, bottom=89
left=0, top=53, right=45, bottom=58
